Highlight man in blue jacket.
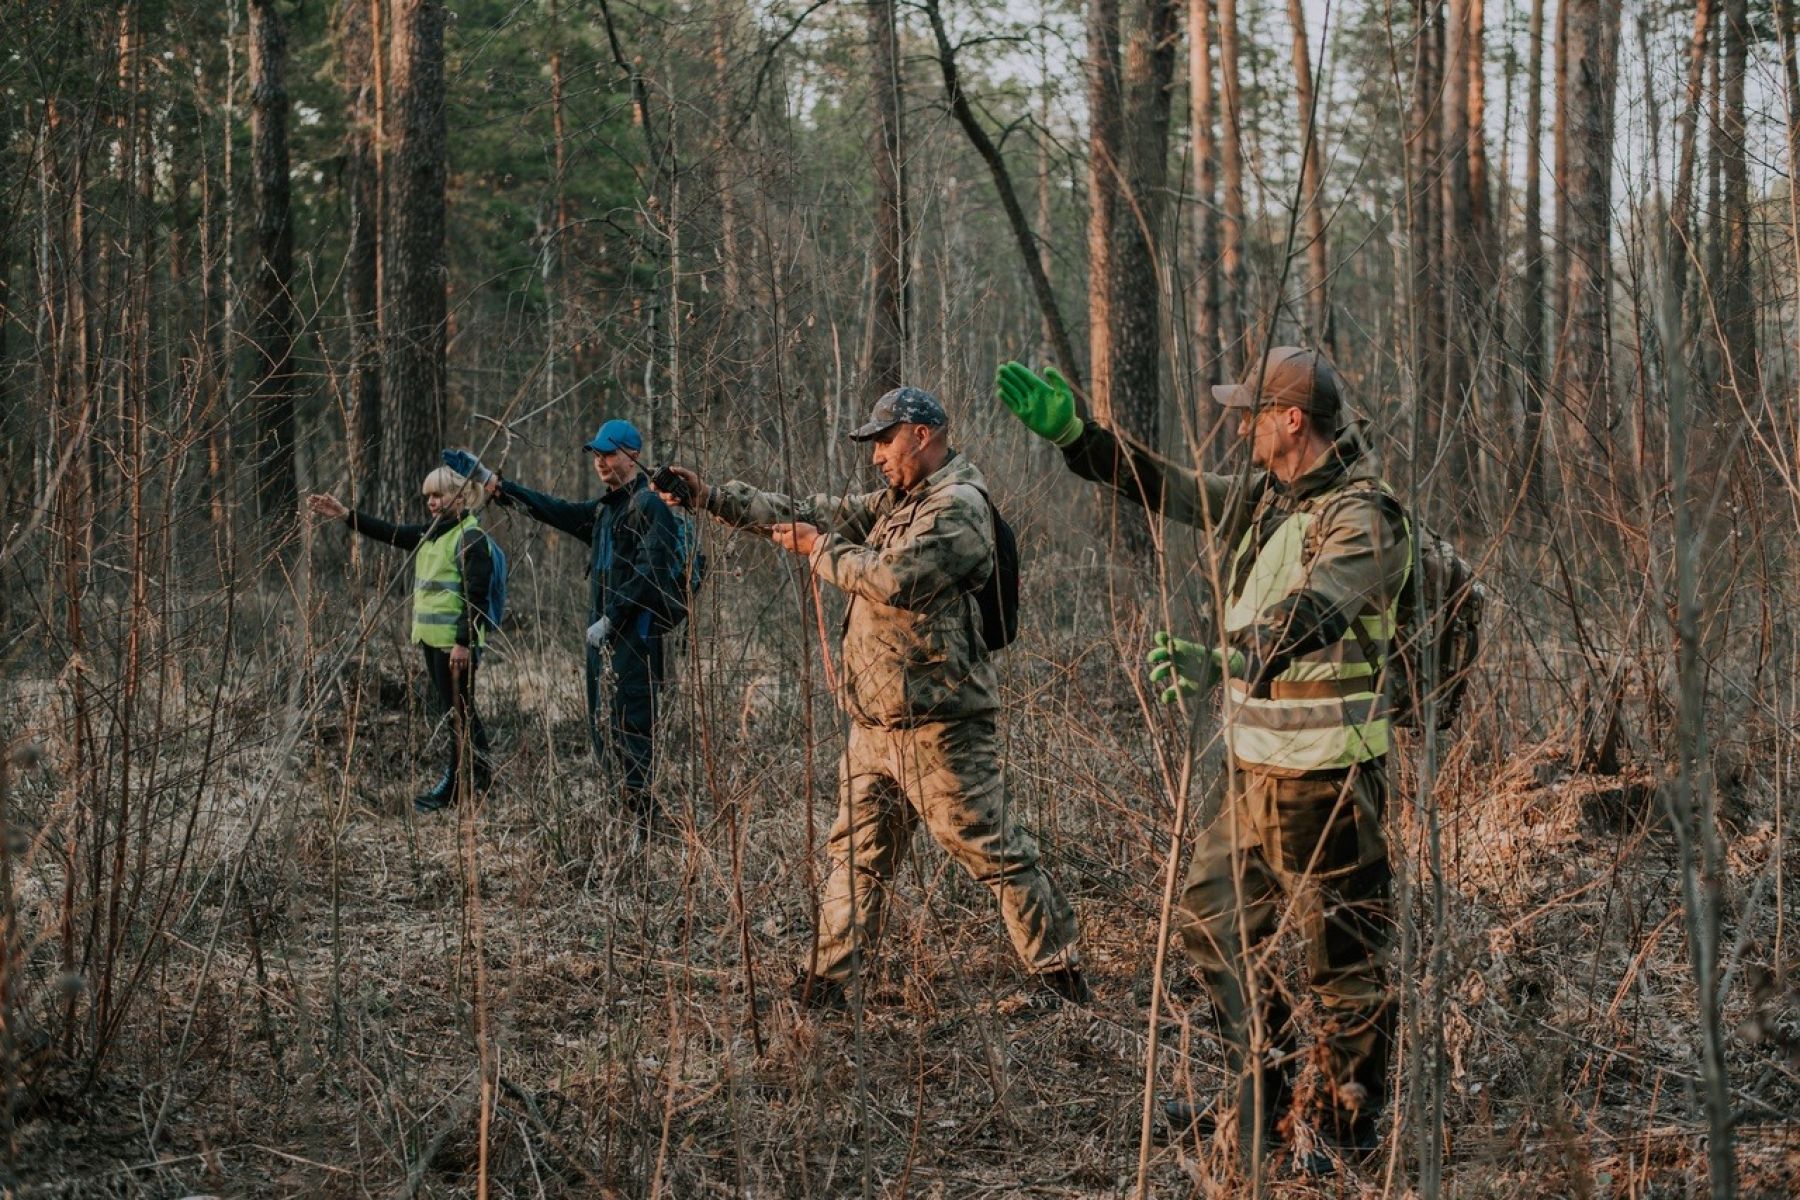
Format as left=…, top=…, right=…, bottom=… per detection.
left=452, top=419, right=685, bottom=830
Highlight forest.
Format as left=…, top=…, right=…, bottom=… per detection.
left=2, top=0, right=1798, bottom=1195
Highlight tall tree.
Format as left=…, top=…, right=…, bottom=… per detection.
left=1668, top=0, right=1714, bottom=312
left=337, top=0, right=381, bottom=506
left=1108, top=0, right=1178, bottom=423
left=1409, top=0, right=1444, bottom=445
left=1719, top=0, right=1755, bottom=394
left=249, top=0, right=296, bottom=543
left=866, top=0, right=907, bottom=390
left=1519, top=0, right=1547, bottom=505
left=1087, top=0, right=1121, bottom=408
left=1216, top=0, right=1247, bottom=375
left=1549, top=0, right=1621, bottom=473
left=1284, top=0, right=1330, bottom=346
left=378, top=0, right=448, bottom=514
left=1188, top=0, right=1222, bottom=386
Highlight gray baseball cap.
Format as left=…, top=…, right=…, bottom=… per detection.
left=849, top=387, right=948, bottom=441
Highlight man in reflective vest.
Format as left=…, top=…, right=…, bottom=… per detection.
left=996, top=348, right=1411, bottom=1173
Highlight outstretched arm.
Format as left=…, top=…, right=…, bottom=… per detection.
left=996, top=362, right=1244, bottom=528
left=808, top=485, right=987, bottom=610
left=492, top=478, right=600, bottom=544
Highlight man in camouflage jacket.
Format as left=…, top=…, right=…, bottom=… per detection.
left=658, top=387, right=1086, bottom=1009
left=997, top=349, right=1411, bottom=1173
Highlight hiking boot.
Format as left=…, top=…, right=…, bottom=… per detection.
left=1034, top=966, right=1092, bottom=1006
left=1160, top=1097, right=1222, bottom=1140
left=414, top=771, right=455, bottom=813
left=789, top=972, right=848, bottom=1012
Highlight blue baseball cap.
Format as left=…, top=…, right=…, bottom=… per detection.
left=584, top=419, right=643, bottom=454
left=850, top=387, right=948, bottom=441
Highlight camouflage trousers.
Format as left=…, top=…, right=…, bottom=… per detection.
left=811, top=714, right=1081, bottom=983
left=1179, top=761, right=1394, bottom=1141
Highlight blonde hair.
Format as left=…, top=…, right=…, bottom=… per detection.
left=422, top=466, right=482, bottom=510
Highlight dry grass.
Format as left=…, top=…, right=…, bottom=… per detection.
left=5, top=586, right=1798, bottom=1200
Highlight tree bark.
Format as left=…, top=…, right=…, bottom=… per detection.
left=1087, top=0, right=1121, bottom=408
left=1189, top=0, right=1221, bottom=387
left=1668, top=0, right=1714, bottom=312
left=338, top=0, right=381, bottom=506
left=1519, top=0, right=1547, bottom=505
left=1549, top=0, right=1621, bottom=473
left=1216, top=0, right=1247, bottom=376
left=379, top=0, right=448, bottom=515
left=865, top=0, right=907, bottom=391
left=1284, top=0, right=1329, bottom=346
left=1409, top=0, right=1444, bottom=447
left=249, top=0, right=297, bottom=544
left=1719, top=0, right=1756, bottom=395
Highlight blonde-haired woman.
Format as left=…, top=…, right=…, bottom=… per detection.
left=308, top=467, right=496, bottom=812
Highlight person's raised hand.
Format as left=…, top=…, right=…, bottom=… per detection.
left=307, top=493, right=349, bottom=522
left=653, top=465, right=708, bottom=510
left=996, top=362, right=1085, bottom=447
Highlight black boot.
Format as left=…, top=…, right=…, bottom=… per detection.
left=1033, top=966, right=1092, bottom=1006
left=414, top=770, right=455, bottom=813
left=788, top=971, right=847, bottom=1012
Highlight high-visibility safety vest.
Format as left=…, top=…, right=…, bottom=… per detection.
left=411, top=514, right=486, bottom=649
left=1221, top=489, right=1409, bottom=772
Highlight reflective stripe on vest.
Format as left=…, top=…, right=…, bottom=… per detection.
left=1221, top=496, right=1406, bottom=771
left=411, top=514, right=486, bottom=648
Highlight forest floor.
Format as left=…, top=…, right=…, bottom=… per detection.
left=5, top=631, right=1800, bottom=1198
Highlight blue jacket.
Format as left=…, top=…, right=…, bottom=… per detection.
left=496, top=472, right=683, bottom=635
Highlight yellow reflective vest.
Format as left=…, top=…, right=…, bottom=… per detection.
left=1221, top=486, right=1409, bottom=773
left=411, top=514, right=486, bottom=649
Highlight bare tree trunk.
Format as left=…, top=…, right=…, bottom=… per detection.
left=1519, top=0, right=1546, bottom=506
left=1087, top=0, right=1121, bottom=408
left=865, top=0, right=907, bottom=390
left=1107, top=0, right=1178, bottom=455
left=1216, top=0, right=1247, bottom=376
left=1442, top=0, right=1473, bottom=467
left=1409, top=0, right=1444, bottom=449
left=1719, top=0, right=1756, bottom=396
left=1284, top=0, right=1329, bottom=346
left=1549, top=0, right=1620, bottom=478
left=379, top=0, right=448, bottom=514
left=249, top=0, right=296, bottom=546
left=1668, top=0, right=1714, bottom=311
left=1189, top=0, right=1221, bottom=386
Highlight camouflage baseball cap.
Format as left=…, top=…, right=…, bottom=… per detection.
left=849, top=386, right=948, bottom=441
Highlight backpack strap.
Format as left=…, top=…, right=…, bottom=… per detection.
left=1297, top=479, right=1408, bottom=675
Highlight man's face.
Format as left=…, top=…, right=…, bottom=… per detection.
left=1237, top=404, right=1300, bottom=470
left=870, top=423, right=935, bottom=490
left=590, top=447, right=636, bottom=490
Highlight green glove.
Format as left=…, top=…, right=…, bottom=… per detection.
left=996, top=361, right=1085, bottom=447
left=1146, top=631, right=1242, bottom=705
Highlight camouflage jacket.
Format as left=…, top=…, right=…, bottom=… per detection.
left=707, top=453, right=998, bottom=728
left=1062, top=421, right=1409, bottom=694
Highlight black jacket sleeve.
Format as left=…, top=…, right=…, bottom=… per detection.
left=1059, top=420, right=1246, bottom=529
left=455, top=528, right=495, bottom=648
left=494, top=479, right=600, bottom=544
left=345, top=510, right=430, bottom=550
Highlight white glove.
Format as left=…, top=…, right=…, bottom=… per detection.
left=586, top=617, right=613, bottom=648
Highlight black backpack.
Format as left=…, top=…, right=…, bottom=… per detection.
left=974, top=494, right=1020, bottom=653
